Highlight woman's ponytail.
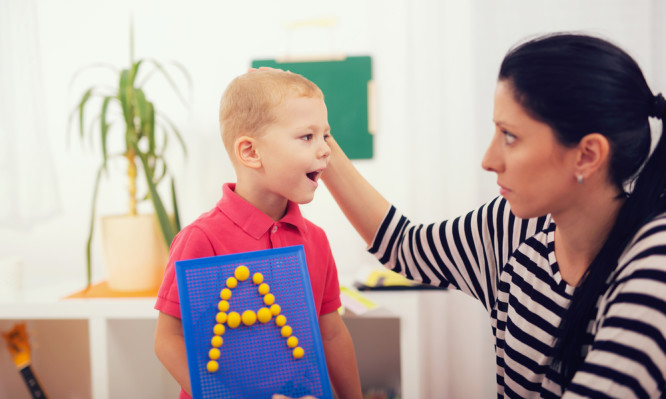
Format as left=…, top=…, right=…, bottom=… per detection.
left=554, top=94, right=666, bottom=384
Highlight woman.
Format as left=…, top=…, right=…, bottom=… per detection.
left=321, top=33, right=666, bottom=398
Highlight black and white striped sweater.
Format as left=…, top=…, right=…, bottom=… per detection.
left=369, top=197, right=666, bottom=398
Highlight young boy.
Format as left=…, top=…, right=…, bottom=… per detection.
left=154, top=69, right=362, bottom=399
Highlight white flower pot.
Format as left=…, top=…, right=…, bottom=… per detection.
left=101, top=214, right=168, bottom=292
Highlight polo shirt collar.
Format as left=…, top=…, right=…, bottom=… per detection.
left=218, top=183, right=308, bottom=239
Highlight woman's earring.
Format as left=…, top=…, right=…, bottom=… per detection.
left=576, top=174, right=584, bottom=184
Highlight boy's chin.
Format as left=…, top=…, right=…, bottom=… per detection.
left=296, top=197, right=314, bottom=205
left=293, top=193, right=316, bottom=205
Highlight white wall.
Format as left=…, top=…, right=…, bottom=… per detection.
left=2, top=0, right=665, bottom=397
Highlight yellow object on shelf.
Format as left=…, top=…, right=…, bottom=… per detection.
left=364, top=269, right=417, bottom=287
left=340, top=286, right=378, bottom=315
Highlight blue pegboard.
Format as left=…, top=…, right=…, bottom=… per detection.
left=175, top=245, right=333, bottom=399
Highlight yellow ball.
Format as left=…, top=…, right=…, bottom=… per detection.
left=258, top=283, right=270, bottom=295
left=235, top=265, right=250, bottom=281
left=220, top=288, right=232, bottom=300
left=287, top=336, right=298, bottom=348
left=216, top=312, right=227, bottom=324
left=211, top=335, right=223, bottom=347
left=209, top=348, right=221, bottom=360
left=213, top=323, right=225, bottom=336
left=263, top=293, right=275, bottom=306
left=218, top=300, right=229, bottom=312
left=270, top=304, right=281, bottom=316
left=293, top=347, right=304, bottom=359
left=252, top=272, right=264, bottom=284
left=281, top=325, right=292, bottom=338
left=207, top=360, right=219, bottom=372
left=257, top=307, right=272, bottom=323
left=227, top=312, right=241, bottom=328
left=242, top=310, right=257, bottom=326
left=275, top=315, right=287, bottom=327
left=226, top=277, right=238, bottom=288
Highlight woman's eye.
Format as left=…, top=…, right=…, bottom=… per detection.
left=503, top=131, right=516, bottom=144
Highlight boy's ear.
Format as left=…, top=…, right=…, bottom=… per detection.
left=234, top=136, right=262, bottom=169
left=575, top=133, right=610, bottom=180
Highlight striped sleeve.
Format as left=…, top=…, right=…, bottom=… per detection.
left=564, top=216, right=666, bottom=399
left=369, top=197, right=546, bottom=312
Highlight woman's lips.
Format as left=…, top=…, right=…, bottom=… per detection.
left=498, top=183, right=511, bottom=196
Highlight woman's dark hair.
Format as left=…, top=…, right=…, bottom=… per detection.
left=498, top=32, right=666, bottom=386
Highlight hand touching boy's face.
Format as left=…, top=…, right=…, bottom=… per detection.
left=252, top=95, right=331, bottom=209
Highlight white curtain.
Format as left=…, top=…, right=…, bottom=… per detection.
left=0, top=0, right=60, bottom=230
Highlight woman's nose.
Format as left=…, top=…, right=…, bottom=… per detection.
left=481, top=134, right=502, bottom=173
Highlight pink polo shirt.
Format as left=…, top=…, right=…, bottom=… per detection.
left=155, top=183, right=341, bottom=319
left=156, top=184, right=341, bottom=399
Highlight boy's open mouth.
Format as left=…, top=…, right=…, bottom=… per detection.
left=306, top=170, right=323, bottom=182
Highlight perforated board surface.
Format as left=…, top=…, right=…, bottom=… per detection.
left=176, top=245, right=333, bottom=399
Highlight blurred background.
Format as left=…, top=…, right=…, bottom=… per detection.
left=1, top=0, right=665, bottom=397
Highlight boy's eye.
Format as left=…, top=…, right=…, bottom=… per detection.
left=503, top=130, right=516, bottom=145
left=301, top=134, right=313, bottom=141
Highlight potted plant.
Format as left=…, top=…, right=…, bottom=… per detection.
left=70, top=24, right=191, bottom=291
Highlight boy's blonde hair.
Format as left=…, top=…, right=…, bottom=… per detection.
left=219, top=69, right=324, bottom=155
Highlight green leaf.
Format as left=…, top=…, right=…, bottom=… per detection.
left=151, top=156, right=167, bottom=186
left=77, top=87, right=95, bottom=139
left=147, top=101, right=155, bottom=154
left=85, top=164, right=105, bottom=289
left=118, top=69, right=133, bottom=128
left=136, top=147, right=175, bottom=247
left=171, top=178, right=181, bottom=232
left=134, top=89, right=155, bottom=148
left=100, top=96, right=114, bottom=168
left=157, top=112, right=188, bottom=157
left=130, top=60, right=143, bottom=86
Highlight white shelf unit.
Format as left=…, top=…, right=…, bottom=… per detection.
left=0, top=282, right=496, bottom=399
left=0, top=282, right=179, bottom=399
left=0, top=285, right=440, bottom=399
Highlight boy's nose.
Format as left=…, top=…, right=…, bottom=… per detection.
left=318, top=141, right=331, bottom=159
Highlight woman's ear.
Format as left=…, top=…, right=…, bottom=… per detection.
left=575, top=133, right=610, bottom=180
left=234, top=136, right=262, bottom=169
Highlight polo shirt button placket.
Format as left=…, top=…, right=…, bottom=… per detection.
left=271, top=225, right=278, bottom=234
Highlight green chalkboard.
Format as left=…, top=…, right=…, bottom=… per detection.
left=252, top=56, right=373, bottom=159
